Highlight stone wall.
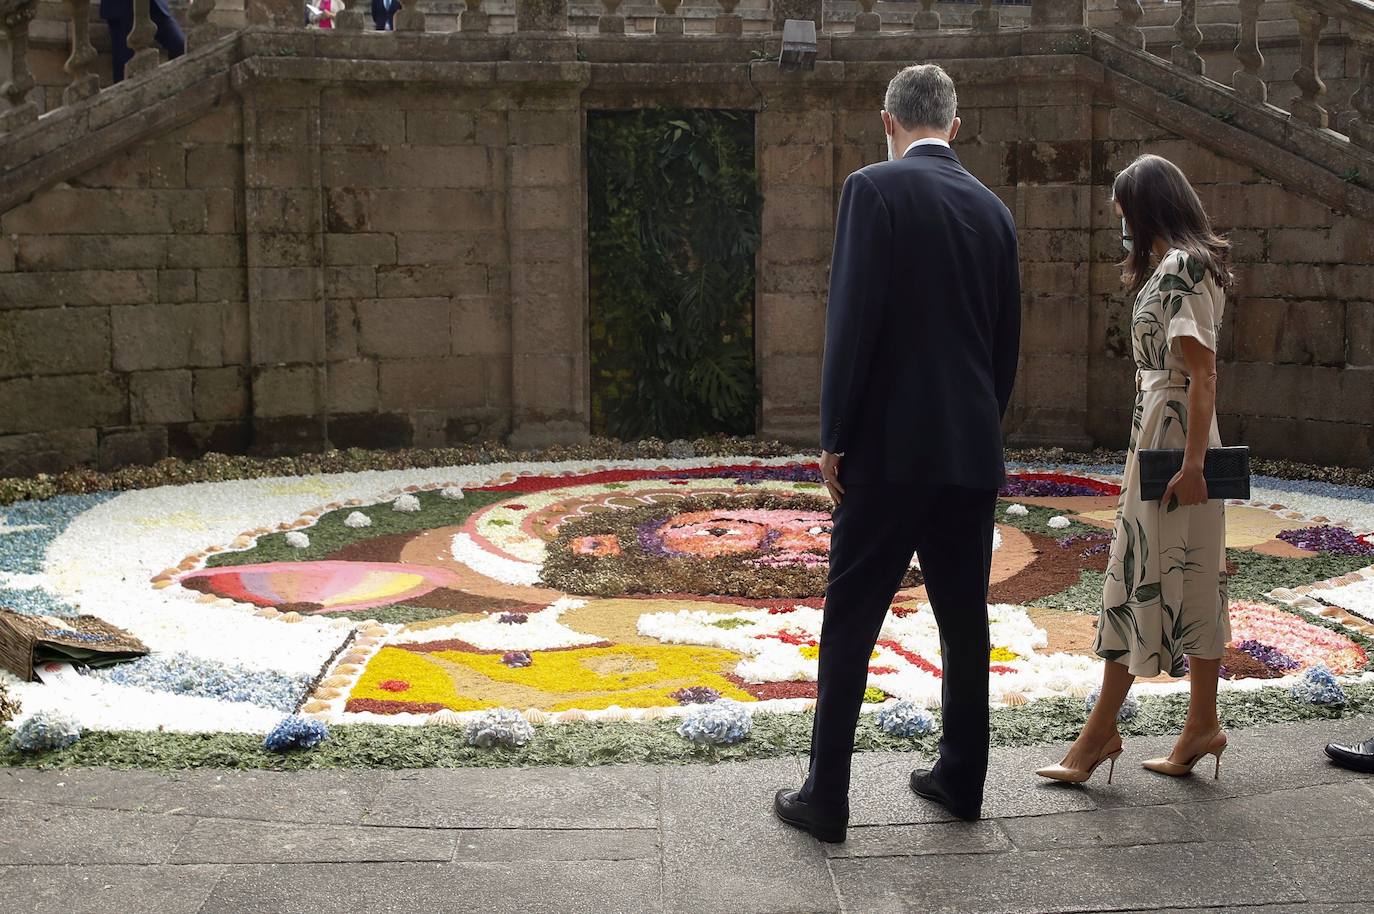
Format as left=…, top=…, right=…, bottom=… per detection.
left=1, top=25, right=1371, bottom=474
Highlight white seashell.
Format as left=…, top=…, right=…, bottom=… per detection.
left=430, top=710, right=464, bottom=727
left=1047, top=515, right=1071, bottom=529
left=344, top=511, right=372, bottom=528
left=393, top=494, right=421, bottom=513
left=285, top=531, right=310, bottom=548
left=440, top=487, right=465, bottom=501
left=1005, top=503, right=1030, bottom=516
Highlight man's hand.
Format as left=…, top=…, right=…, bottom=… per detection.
left=820, top=450, right=845, bottom=505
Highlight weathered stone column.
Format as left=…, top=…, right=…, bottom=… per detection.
left=1030, top=0, right=1085, bottom=27
left=504, top=63, right=591, bottom=449
left=754, top=71, right=837, bottom=446
left=241, top=81, right=329, bottom=454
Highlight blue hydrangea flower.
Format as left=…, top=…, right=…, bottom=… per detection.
left=466, top=708, right=534, bottom=749
left=264, top=715, right=329, bottom=751
left=1084, top=688, right=1140, bottom=721
left=10, top=711, right=82, bottom=753
left=92, top=653, right=310, bottom=713
left=875, top=700, right=937, bottom=737
left=676, top=699, right=752, bottom=746
left=1291, top=665, right=1347, bottom=706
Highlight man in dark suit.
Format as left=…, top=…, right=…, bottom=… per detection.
left=101, top=0, right=186, bottom=84
left=774, top=64, right=1021, bottom=841
left=372, top=0, right=399, bottom=29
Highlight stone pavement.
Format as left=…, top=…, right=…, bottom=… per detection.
left=1, top=716, right=1372, bottom=914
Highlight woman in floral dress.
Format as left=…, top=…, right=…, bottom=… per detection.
left=1038, top=154, right=1234, bottom=784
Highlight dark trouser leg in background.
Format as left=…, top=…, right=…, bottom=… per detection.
left=800, top=483, right=924, bottom=808
left=915, top=486, right=997, bottom=808
left=106, top=8, right=185, bottom=84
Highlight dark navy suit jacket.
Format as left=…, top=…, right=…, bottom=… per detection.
left=819, top=143, right=1021, bottom=489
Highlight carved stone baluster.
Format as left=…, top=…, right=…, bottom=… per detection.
left=855, top=0, right=879, bottom=33
left=0, top=0, right=39, bottom=133
left=1290, top=2, right=1329, bottom=128
left=972, top=0, right=999, bottom=32
left=1171, top=0, right=1204, bottom=75
left=1115, top=0, right=1144, bottom=50
left=1232, top=0, right=1266, bottom=102
left=599, top=0, right=623, bottom=34
left=656, top=0, right=682, bottom=35
left=716, top=0, right=741, bottom=35
left=63, top=0, right=100, bottom=105
left=335, top=5, right=363, bottom=28
left=912, top=0, right=938, bottom=32
left=460, top=0, right=488, bottom=32
left=394, top=0, right=425, bottom=31
left=1348, top=26, right=1374, bottom=150
left=186, top=0, right=218, bottom=47
left=125, top=0, right=160, bottom=78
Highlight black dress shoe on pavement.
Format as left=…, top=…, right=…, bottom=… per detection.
left=773, top=788, right=847, bottom=843
left=910, top=769, right=981, bottom=822
left=1325, top=737, right=1374, bottom=773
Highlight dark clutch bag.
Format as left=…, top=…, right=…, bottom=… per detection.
left=1138, top=446, right=1251, bottom=502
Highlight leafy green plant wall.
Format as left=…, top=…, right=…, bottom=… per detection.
left=587, top=110, right=762, bottom=439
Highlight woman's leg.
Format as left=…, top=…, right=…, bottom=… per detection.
left=1170, top=656, right=1224, bottom=761
left=1059, top=658, right=1135, bottom=770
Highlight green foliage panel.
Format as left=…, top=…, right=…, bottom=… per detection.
left=587, top=110, right=762, bottom=439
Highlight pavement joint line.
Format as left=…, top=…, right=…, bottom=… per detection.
left=655, top=769, right=667, bottom=914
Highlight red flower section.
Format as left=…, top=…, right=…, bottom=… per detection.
left=877, top=639, right=943, bottom=677
left=467, top=464, right=805, bottom=496
left=378, top=679, right=410, bottom=692
left=868, top=666, right=899, bottom=675
left=1008, top=472, right=1120, bottom=496
left=728, top=674, right=818, bottom=701
left=344, top=698, right=447, bottom=715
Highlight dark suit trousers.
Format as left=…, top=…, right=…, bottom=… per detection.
left=800, top=483, right=996, bottom=810
left=107, top=10, right=186, bottom=84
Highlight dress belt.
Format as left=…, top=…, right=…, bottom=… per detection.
left=1135, top=368, right=1190, bottom=392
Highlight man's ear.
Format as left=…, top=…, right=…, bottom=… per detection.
left=948, top=116, right=962, bottom=143
left=881, top=110, right=894, bottom=137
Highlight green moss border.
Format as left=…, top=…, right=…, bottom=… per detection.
left=5, top=439, right=1372, bottom=507
left=4, top=681, right=1369, bottom=771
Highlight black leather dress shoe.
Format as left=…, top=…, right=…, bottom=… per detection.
left=1325, top=737, right=1374, bottom=773
left=773, top=788, right=847, bottom=843
left=910, top=769, right=981, bottom=822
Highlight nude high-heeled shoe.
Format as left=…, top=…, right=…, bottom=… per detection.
left=1142, top=730, right=1228, bottom=779
left=1036, top=736, right=1125, bottom=785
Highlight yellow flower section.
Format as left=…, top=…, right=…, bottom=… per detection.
left=349, top=643, right=756, bottom=712
left=989, top=647, right=1021, bottom=662
left=350, top=646, right=493, bottom=711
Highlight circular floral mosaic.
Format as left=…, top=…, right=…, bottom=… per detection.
left=2, top=457, right=1373, bottom=737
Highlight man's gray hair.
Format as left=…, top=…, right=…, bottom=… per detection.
left=883, top=64, right=958, bottom=132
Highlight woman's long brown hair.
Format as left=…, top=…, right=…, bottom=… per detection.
left=1112, top=154, right=1233, bottom=293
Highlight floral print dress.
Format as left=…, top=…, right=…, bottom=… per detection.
left=1094, top=249, right=1230, bottom=678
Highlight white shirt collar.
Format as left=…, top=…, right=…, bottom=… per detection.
left=903, top=137, right=951, bottom=155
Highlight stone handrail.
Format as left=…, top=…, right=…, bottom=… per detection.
left=0, top=0, right=1370, bottom=189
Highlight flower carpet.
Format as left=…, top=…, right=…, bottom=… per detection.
left=3, top=450, right=1374, bottom=766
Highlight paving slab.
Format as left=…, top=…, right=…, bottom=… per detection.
left=826, top=819, right=1011, bottom=858
left=1248, top=839, right=1374, bottom=904
left=995, top=804, right=1201, bottom=850
left=659, top=757, right=838, bottom=914
left=1089, top=716, right=1374, bottom=809
left=0, top=769, right=178, bottom=812
left=169, top=817, right=458, bottom=864
left=1173, top=780, right=1374, bottom=841
left=828, top=840, right=1306, bottom=914
left=844, top=750, right=1099, bottom=826
left=363, top=765, right=660, bottom=829
left=0, top=801, right=194, bottom=865
left=0, top=864, right=225, bottom=914
left=140, top=770, right=389, bottom=825
left=197, top=860, right=663, bottom=914
left=451, top=827, right=660, bottom=862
